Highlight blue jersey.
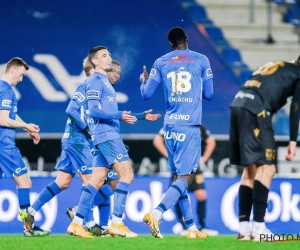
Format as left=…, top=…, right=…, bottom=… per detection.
left=85, top=72, right=122, bottom=145
left=145, top=49, right=213, bottom=126
left=0, top=80, right=18, bottom=147
left=62, top=80, right=89, bottom=146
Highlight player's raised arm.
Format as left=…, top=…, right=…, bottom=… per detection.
left=140, top=65, right=161, bottom=100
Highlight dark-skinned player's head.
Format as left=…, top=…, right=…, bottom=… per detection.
left=167, top=27, right=188, bottom=50
left=107, top=60, right=121, bottom=86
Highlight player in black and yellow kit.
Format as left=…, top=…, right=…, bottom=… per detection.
left=153, top=125, right=218, bottom=236
left=230, top=57, right=300, bottom=241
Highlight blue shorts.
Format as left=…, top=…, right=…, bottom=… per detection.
left=93, top=138, right=129, bottom=168
left=0, top=147, right=27, bottom=178
left=106, top=169, right=119, bottom=181
left=55, top=143, right=92, bottom=177
left=164, top=124, right=201, bottom=175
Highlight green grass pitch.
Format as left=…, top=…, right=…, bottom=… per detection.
left=0, top=235, right=300, bottom=250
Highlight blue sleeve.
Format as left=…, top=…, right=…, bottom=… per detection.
left=71, top=84, right=86, bottom=105
left=0, top=87, right=14, bottom=110
left=86, top=77, right=123, bottom=120
left=202, top=78, right=214, bottom=101
left=88, top=99, right=123, bottom=120
left=140, top=79, right=160, bottom=100
left=65, top=100, right=87, bottom=130
left=201, top=56, right=213, bottom=81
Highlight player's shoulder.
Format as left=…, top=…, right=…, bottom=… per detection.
left=76, top=79, right=88, bottom=89
left=86, top=73, right=102, bottom=87
left=282, top=61, right=300, bottom=70
left=0, top=80, right=13, bottom=93
left=189, top=50, right=209, bottom=61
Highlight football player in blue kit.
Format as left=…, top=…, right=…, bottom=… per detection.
left=0, top=58, right=40, bottom=234
left=23, top=58, right=115, bottom=237
left=140, top=27, right=214, bottom=238
left=66, top=59, right=158, bottom=234
left=67, top=46, right=161, bottom=238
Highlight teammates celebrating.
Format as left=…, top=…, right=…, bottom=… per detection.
left=3, top=26, right=299, bottom=241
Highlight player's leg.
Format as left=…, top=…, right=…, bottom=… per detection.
left=88, top=139, right=136, bottom=238
left=98, top=173, right=119, bottom=231
left=230, top=108, right=258, bottom=240
left=172, top=174, right=186, bottom=233
left=63, top=142, right=109, bottom=236
left=190, top=174, right=219, bottom=236
left=14, top=173, right=33, bottom=234
left=109, top=160, right=137, bottom=238
left=30, top=170, right=72, bottom=215
left=65, top=143, right=93, bottom=221
left=251, top=164, right=275, bottom=240
left=28, top=145, right=77, bottom=229
left=250, top=111, right=276, bottom=240
left=68, top=166, right=108, bottom=238
left=67, top=145, right=109, bottom=238
left=2, top=146, right=34, bottom=235
left=238, top=164, right=256, bottom=240
left=145, top=125, right=206, bottom=238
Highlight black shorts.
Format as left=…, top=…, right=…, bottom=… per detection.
left=229, top=107, right=276, bottom=166
left=170, top=166, right=205, bottom=192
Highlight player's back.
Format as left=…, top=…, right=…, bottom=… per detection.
left=153, top=49, right=212, bottom=126
left=0, top=80, right=17, bottom=147
left=231, top=61, right=300, bottom=114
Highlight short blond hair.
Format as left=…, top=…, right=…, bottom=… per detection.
left=83, top=57, right=93, bottom=77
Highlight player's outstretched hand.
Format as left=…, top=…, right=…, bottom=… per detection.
left=139, top=65, right=149, bottom=83
left=286, top=142, right=297, bottom=161
left=29, top=132, right=41, bottom=144
left=144, top=109, right=161, bottom=121
left=122, top=111, right=137, bottom=124
left=26, top=123, right=40, bottom=133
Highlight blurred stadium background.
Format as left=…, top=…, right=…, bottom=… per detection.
left=1, top=0, right=300, bottom=235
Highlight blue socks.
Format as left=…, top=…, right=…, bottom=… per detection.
left=75, top=184, right=114, bottom=225
left=178, top=189, right=194, bottom=228
left=156, top=178, right=188, bottom=214
left=94, top=184, right=113, bottom=226
left=31, top=181, right=62, bottom=212
left=75, top=184, right=98, bottom=225
left=18, top=188, right=30, bottom=210
left=112, top=181, right=130, bottom=218
left=99, top=198, right=111, bottom=227
left=94, top=184, right=113, bottom=206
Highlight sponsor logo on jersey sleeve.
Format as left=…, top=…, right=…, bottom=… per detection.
left=2, top=100, right=12, bottom=108
left=150, top=69, right=156, bottom=76
left=73, top=92, right=85, bottom=102
left=86, top=90, right=100, bottom=99
left=206, top=68, right=212, bottom=77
